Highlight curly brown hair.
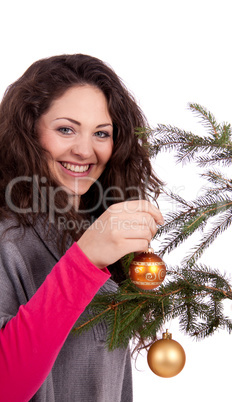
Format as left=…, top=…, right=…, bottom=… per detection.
left=0, top=54, right=162, bottom=281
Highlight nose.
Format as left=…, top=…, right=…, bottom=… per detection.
left=71, top=134, right=94, bottom=159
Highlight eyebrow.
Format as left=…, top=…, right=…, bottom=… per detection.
left=54, top=117, right=113, bottom=129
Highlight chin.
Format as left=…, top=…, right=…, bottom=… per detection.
left=66, top=185, right=92, bottom=196
left=60, top=175, right=101, bottom=197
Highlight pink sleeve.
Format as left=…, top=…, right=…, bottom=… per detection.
left=0, top=243, right=110, bottom=402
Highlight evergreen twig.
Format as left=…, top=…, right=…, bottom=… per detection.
left=73, top=104, right=232, bottom=350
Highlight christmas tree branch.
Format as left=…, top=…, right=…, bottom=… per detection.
left=183, top=211, right=232, bottom=264
left=156, top=187, right=232, bottom=259
left=73, top=103, right=232, bottom=350
left=189, top=103, right=220, bottom=138
left=150, top=103, right=232, bottom=165
left=73, top=266, right=232, bottom=349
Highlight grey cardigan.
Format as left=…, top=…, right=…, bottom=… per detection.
left=0, top=217, right=133, bottom=402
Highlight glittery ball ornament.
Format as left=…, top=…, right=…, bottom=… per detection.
left=147, top=330, right=186, bottom=378
left=129, top=247, right=166, bottom=290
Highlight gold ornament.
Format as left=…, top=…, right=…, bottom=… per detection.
left=129, top=247, right=166, bottom=290
left=147, top=330, right=186, bottom=378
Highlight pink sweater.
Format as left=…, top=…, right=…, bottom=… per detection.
left=0, top=243, right=110, bottom=402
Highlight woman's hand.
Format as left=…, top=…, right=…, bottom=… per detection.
left=77, top=200, right=164, bottom=269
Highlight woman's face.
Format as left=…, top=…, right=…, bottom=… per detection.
left=37, top=85, right=114, bottom=196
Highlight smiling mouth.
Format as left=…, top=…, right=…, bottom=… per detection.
left=60, top=162, right=90, bottom=173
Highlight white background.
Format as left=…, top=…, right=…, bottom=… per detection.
left=1, top=1, right=232, bottom=401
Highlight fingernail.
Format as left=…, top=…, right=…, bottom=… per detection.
left=158, top=218, right=164, bottom=225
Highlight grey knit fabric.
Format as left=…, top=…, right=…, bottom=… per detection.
left=0, top=217, right=133, bottom=402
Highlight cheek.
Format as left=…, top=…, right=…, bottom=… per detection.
left=101, top=142, right=113, bottom=164
left=39, top=131, right=52, bottom=154
left=40, top=135, right=62, bottom=160
left=38, top=125, right=61, bottom=157
left=40, top=139, right=51, bottom=154
left=40, top=141, right=57, bottom=161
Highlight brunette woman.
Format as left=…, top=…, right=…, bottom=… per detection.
left=0, top=54, right=163, bottom=401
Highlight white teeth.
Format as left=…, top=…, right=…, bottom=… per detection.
left=61, top=162, right=89, bottom=173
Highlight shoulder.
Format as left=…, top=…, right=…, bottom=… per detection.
left=0, top=214, right=26, bottom=241
left=0, top=213, right=69, bottom=265
left=0, top=213, right=59, bottom=257
left=0, top=214, right=36, bottom=242
left=0, top=215, right=44, bottom=267
left=0, top=214, right=61, bottom=291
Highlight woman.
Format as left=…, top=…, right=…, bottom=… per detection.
left=0, top=54, right=163, bottom=401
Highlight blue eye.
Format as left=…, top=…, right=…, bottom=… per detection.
left=58, top=127, right=74, bottom=135
left=95, top=131, right=110, bottom=138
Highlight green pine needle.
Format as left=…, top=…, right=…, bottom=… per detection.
left=72, top=104, right=232, bottom=350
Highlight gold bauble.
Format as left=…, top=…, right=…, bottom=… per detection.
left=147, top=330, right=186, bottom=378
left=129, top=247, right=166, bottom=290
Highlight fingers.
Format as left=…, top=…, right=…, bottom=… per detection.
left=77, top=200, right=163, bottom=268
left=124, top=239, right=151, bottom=253
left=108, top=200, right=164, bottom=226
left=114, top=213, right=157, bottom=239
left=106, top=201, right=163, bottom=244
